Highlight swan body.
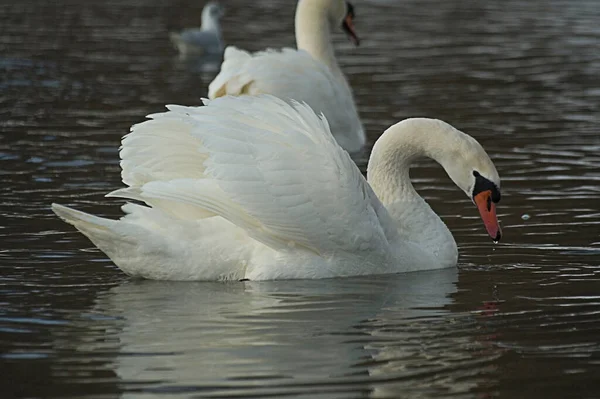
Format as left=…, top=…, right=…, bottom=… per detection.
left=207, top=0, right=365, bottom=153
left=170, top=2, right=224, bottom=56
left=53, top=95, right=502, bottom=281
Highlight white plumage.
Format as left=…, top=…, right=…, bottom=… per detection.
left=207, top=0, right=365, bottom=152
left=53, top=95, right=502, bottom=281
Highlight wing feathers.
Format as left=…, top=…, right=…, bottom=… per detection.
left=117, top=95, right=390, bottom=257
left=120, top=116, right=207, bottom=187
left=140, top=178, right=320, bottom=254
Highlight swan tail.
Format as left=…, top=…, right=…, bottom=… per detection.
left=53, top=202, right=249, bottom=280
left=208, top=46, right=254, bottom=98
left=53, top=203, right=114, bottom=235
left=52, top=203, right=136, bottom=262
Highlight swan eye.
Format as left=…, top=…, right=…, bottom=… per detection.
left=472, top=170, right=501, bottom=203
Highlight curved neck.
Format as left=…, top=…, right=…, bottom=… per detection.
left=295, top=0, right=343, bottom=78
left=367, top=128, right=425, bottom=206
left=367, top=119, right=465, bottom=204
left=366, top=119, right=458, bottom=254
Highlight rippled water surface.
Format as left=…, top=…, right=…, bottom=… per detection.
left=1, top=0, right=599, bottom=397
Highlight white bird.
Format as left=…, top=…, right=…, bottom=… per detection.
left=52, top=95, right=502, bottom=281
left=207, top=0, right=365, bottom=153
left=170, top=2, right=225, bottom=56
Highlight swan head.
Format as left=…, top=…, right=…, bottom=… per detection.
left=428, top=121, right=502, bottom=242
left=371, top=118, right=502, bottom=242
left=318, top=0, right=359, bottom=45
left=340, top=2, right=360, bottom=46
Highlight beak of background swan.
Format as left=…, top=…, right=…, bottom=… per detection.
left=474, top=190, right=502, bottom=242
left=342, top=2, right=360, bottom=46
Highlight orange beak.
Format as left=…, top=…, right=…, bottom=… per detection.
left=342, top=15, right=360, bottom=46
left=474, top=190, right=502, bottom=242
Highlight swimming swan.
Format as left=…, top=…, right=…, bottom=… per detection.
left=207, top=0, right=365, bottom=152
left=170, top=1, right=225, bottom=56
left=52, top=95, right=502, bottom=281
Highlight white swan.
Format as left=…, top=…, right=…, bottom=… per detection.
left=207, top=0, right=365, bottom=153
left=170, top=2, right=224, bottom=56
left=52, top=95, right=502, bottom=281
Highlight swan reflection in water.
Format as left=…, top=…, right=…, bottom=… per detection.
left=73, top=268, right=498, bottom=396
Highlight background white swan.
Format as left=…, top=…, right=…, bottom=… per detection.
left=52, top=95, right=502, bottom=281
left=207, top=0, right=365, bottom=153
left=170, top=1, right=225, bottom=56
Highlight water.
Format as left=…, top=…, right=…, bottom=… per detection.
left=1, top=0, right=599, bottom=397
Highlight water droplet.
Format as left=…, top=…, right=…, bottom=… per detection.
left=521, top=214, right=530, bottom=220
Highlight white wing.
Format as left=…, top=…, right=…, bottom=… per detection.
left=208, top=47, right=336, bottom=98
left=207, top=47, right=365, bottom=152
left=112, top=95, right=394, bottom=257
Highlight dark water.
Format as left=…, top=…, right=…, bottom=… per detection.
left=1, top=0, right=599, bottom=397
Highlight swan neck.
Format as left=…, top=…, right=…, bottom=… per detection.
left=295, top=1, right=342, bottom=76
left=367, top=120, right=458, bottom=264
left=367, top=132, right=423, bottom=207
left=367, top=120, right=462, bottom=205
left=366, top=120, right=457, bottom=224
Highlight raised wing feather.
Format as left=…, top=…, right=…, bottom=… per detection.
left=118, top=115, right=208, bottom=188
left=125, top=95, right=393, bottom=257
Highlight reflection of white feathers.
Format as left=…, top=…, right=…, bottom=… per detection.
left=81, top=270, right=462, bottom=395
left=170, top=1, right=224, bottom=56
left=208, top=0, right=365, bottom=152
